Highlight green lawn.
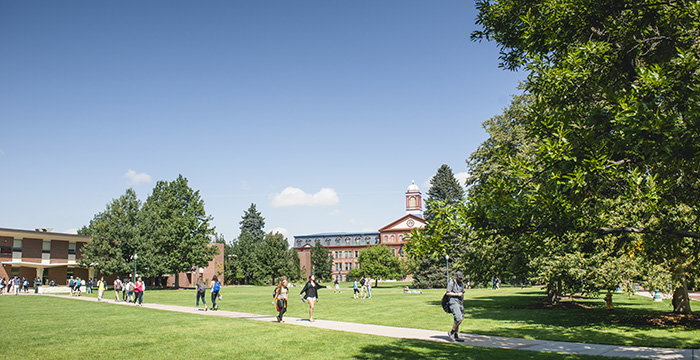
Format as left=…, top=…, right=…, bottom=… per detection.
left=4, top=294, right=607, bottom=360
left=3, top=282, right=697, bottom=359
left=81, top=282, right=698, bottom=349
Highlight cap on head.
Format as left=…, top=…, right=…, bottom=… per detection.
left=455, top=271, right=464, bottom=279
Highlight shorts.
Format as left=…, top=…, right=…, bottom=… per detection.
left=449, top=302, right=464, bottom=322
left=306, top=296, right=317, bottom=302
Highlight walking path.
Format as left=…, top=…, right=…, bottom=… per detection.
left=43, top=294, right=697, bottom=360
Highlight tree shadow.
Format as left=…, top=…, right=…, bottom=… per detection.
left=353, top=338, right=606, bottom=360
left=424, top=289, right=699, bottom=349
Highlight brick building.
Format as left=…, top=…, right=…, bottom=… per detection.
left=0, top=227, right=224, bottom=288
left=293, top=181, right=426, bottom=281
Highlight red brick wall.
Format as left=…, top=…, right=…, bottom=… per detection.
left=22, top=238, right=42, bottom=263
left=51, top=240, right=68, bottom=264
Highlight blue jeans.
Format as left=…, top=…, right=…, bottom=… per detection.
left=211, top=291, right=218, bottom=309
left=196, top=291, right=206, bottom=307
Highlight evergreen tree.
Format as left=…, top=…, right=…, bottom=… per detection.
left=412, top=164, right=465, bottom=288
left=425, top=164, right=465, bottom=220
left=233, top=203, right=266, bottom=284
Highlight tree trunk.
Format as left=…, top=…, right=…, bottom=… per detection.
left=672, top=275, right=692, bottom=314
left=547, top=280, right=560, bottom=305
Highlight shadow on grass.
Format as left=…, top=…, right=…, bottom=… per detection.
left=425, top=289, right=699, bottom=349
left=353, top=338, right=604, bottom=360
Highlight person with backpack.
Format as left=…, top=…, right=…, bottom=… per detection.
left=445, top=271, right=465, bottom=342
left=126, top=279, right=135, bottom=303
left=299, top=274, right=330, bottom=322
left=97, top=276, right=106, bottom=301
left=114, top=277, right=123, bottom=302
left=272, top=276, right=289, bottom=323
left=68, top=276, right=75, bottom=296
left=359, top=275, right=367, bottom=299
left=209, top=275, right=221, bottom=310
left=195, top=276, right=207, bottom=311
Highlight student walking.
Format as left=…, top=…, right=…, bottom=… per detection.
left=126, top=279, right=135, bottom=303
left=114, top=276, right=123, bottom=302
left=334, top=277, right=341, bottom=293
left=209, top=275, right=221, bottom=310
left=273, top=277, right=289, bottom=323
left=133, top=276, right=144, bottom=306
left=299, top=274, right=330, bottom=322
left=195, top=277, right=207, bottom=311
left=353, top=278, right=359, bottom=299
left=446, top=271, right=466, bottom=342
left=97, top=276, right=106, bottom=301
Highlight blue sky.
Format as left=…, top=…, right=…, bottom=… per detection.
left=0, top=1, right=525, bottom=243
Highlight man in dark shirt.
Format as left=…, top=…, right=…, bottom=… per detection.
left=446, top=271, right=465, bottom=342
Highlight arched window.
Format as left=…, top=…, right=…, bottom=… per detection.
left=390, top=235, right=395, bottom=243
left=409, top=196, right=416, bottom=208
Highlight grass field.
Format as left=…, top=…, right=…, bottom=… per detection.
left=3, top=282, right=697, bottom=360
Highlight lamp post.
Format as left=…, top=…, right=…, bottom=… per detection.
left=445, top=254, right=449, bottom=284
left=133, top=253, right=138, bottom=282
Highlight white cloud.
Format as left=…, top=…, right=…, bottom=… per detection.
left=454, top=172, right=470, bottom=187
left=124, top=169, right=152, bottom=185
left=271, top=187, right=340, bottom=208
left=269, top=227, right=290, bottom=240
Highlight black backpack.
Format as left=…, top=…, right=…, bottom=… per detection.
left=360, top=278, right=365, bottom=286
left=441, top=293, right=451, bottom=313
left=442, top=280, right=453, bottom=313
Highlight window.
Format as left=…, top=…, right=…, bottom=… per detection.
left=390, top=235, right=395, bottom=243
left=383, top=235, right=388, bottom=243
left=13, top=239, right=22, bottom=252
left=68, top=242, right=76, bottom=255
left=42, top=240, right=51, bottom=254
left=354, top=251, right=359, bottom=258
left=392, top=249, right=396, bottom=256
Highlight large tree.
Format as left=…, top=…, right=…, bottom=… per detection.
left=358, top=245, right=401, bottom=285
left=78, top=188, right=141, bottom=276
left=472, top=0, right=700, bottom=313
left=140, top=175, right=218, bottom=286
left=233, top=203, right=266, bottom=284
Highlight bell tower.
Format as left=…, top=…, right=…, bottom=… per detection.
left=405, top=180, right=423, bottom=217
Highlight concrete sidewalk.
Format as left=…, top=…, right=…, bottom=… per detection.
left=45, top=294, right=698, bottom=360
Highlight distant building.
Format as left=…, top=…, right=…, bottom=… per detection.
left=0, top=227, right=91, bottom=285
left=293, top=181, right=426, bottom=281
left=0, top=227, right=223, bottom=289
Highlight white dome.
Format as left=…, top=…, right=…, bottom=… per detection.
left=406, top=180, right=420, bottom=193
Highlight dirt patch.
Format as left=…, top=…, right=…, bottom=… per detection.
left=612, top=314, right=700, bottom=329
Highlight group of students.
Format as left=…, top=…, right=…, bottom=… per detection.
left=351, top=275, right=372, bottom=299
left=94, top=276, right=145, bottom=306
left=195, top=275, right=222, bottom=311
left=0, top=276, right=29, bottom=295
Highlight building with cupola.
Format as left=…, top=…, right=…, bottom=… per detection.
left=293, top=181, right=426, bottom=281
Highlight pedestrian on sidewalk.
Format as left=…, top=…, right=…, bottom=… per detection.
left=446, top=271, right=465, bottom=342
left=195, top=276, right=207, bottom=311
left=134, top=276, right=144, bottom=306
left=114, top=276, right=123, bottom=302
left=97, top=276, right=106, bottom=301
left=273, top=276, right=289, bottom=323
left=209, top=275, right=221, bottom=310
left=299, top=274, right=330, bottom=322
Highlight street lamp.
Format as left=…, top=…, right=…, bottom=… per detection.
left=445, top=254, right=449, bottom=284
left=133, top=253, right=138, bottom=282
